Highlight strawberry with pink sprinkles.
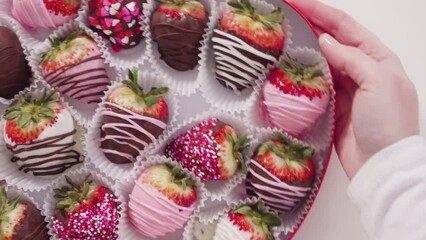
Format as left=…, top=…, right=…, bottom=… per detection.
left=51, top=175, right=120, bottom=239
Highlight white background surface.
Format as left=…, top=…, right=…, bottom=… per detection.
left=293, top=0, right=426, bottom=239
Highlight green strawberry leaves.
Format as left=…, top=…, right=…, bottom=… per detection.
left=166, top=163, right=196, bottom=188
left=228, top=0, right=284, bottom=29
left=279, top=53, right=324, bottom=86
left=125, top=69, right=169, bottom=107
left=54, top=174, right=98, bottom=212
left=233, top=200, right=281, bottom=239
left=227, top=133, right=251, bottom=173
left=0, top=187, right=21, bottom=225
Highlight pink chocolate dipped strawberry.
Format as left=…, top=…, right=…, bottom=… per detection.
left=212, top=0, right=285, bottom=94
left=165, top=118, right=250, bottom=181
left=129, top=163, right=197, bottom=238
left=89, top=0, right=145, bottom=51
left=100, top=69, right=169, bottom=164
left=150, top=0, right=208, bottom=71
left=52, top=175, right=120, bottom=240
left=40, top=31, right=111, bottom=104
left=246, top=132, right=315, bottom=213
left=0, top=187, right=49, bottom=240
left=261, top=54, right=330, bottom=135
left=12, top=0, right=81, bottom=29
left=214, top=201, right=281, bottom=240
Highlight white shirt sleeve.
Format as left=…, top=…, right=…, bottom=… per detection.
left=348, top=135, right=426, bottom=240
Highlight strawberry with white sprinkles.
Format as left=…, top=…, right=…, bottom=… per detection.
left=51, top=175, right=120, bottom=239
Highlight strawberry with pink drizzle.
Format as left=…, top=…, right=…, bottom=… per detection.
left=261, top=54, right=330, bottom=135
left=246, top=132, right=315, bottom=213
left=100, top=69, right=169, bottom=164
left=40, top=30, right=111, bottom=104
left=89, top=0, right=145, bottom=52
left=52, top=175, right=120, bottom=239
left=165, top=118, right=250, bottom=181
left=128, top=163, right=197, bottom=238
left=12, top=0, right=80, bottom=29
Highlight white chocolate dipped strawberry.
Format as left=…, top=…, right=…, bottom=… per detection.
left=246, top=132, right=315, bottom=213
left=3, top=90, right=82, bottom=178
left=261, top=54, right=330, bottom=136
left=40, top=31, right=111, bottom=104
left=214, top=201, right=281, bottom=240
left=128, top=163, right=197, bottom=238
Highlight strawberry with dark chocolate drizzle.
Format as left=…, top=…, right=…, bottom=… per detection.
left=100, top=69, right=169, bottom=164
left=0, top=187, right=49, bottom=240
left=212, top=0, right=285, bottom=94
left=151, top=0, right=208, bottom=71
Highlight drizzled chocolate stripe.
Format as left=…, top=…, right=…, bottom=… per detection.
left=44, top=54, right=109, bottom=103
left=7, top=129, right=82, bottom=176
left=100, top=102, right=167, bottom=164
left=212, top=29, right=280, bottom=94
left=246, top=159, right=311, bottom=213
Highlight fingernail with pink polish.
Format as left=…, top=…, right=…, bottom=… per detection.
left=320, top=33, right=338, bottom=47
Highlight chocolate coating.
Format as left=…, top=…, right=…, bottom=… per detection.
left=13, top=199, right=49, bottom=240
left=151, top=10, right=208, bottom=71
left=0, top=26, right=31, bottom=99
left=212, top=25, right=281, bottom=92
left=100, top=103, right=167, bottom=164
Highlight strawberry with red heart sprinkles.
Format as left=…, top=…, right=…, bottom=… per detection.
left=89, top=0, right=145, bottom=52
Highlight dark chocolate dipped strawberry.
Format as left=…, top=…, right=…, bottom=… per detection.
left=151, top=0, right=208, bottom=71
left=246, top=132, right=315, bottom=213
left=0, top=187, right=49, bottom=240
left=165, top=118, right=250, bottom=181
left=52, top=175, right=120, bottom=239
left=89, top=0, right=145, bottom=52
left=212, top=0, right=285, bottom=94
left=100, top=69, right=169, bottom=164
left=214, top=200, right=281, bottom=240
left=3, top=90, right=82, bottom=178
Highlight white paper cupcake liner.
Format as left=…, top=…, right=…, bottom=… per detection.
left=244, top=47, right=335, bottom=151
left=141, top=110, right=256, bottom=201
left=142, top=0, right=217, bottom=97
left=77, top=0, right=149, bottom=70
left=0, top=84, right=86, bottom=192
left=27, top=20, right=118, bottom=126
left=85, top=69, right=180, bottom=180
left=198, top=0, right=293, bottom=113
left=184, top=197, right=281, bottom=239
left=114, top=155, right=207, bottom=240
left=42, top=168, right=119, bottom=240
left=0, top=0, right=84, bottom=49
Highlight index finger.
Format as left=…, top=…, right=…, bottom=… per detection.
left=288, top=0, right=393, bottom=62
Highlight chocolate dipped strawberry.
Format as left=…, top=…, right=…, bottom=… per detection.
left=12, top=0, right=81, bottom=29
left=151, top=0, right=208, bottom=71
left=261, top=54, right=330, bottom=135
left=40, top=30, right=111, bottom=104
left=3, top=90, right=82, bottom=178
left=52, top=175, right=120, bottom=240
left=0, top=187, right=49, bottom=240
left=165, top=118, right=250, bottom=181
left=214, top=200, right=281, bottom=240
left=89, top=0, right=145, bottom=51
left=212, top=0, right=285, bottom=94
left=246, top=132, right=315, bottom=213
left=129, top=163, right=197, bottom=238
left=100, top=69, right=169, bottom=164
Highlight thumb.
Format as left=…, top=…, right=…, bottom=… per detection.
left=319, top=33, right=378, bottom=88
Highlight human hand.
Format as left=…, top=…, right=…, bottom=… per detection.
left=289, top=0, right=419, bottom=178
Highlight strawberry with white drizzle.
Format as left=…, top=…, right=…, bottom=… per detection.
left=214, top=200, right=281, bottom=240
left=129, top=163, right=197, bottom=238
left=89, top=0, right=145, bottom=52
left=40, top=30, right=111, bottom=104
left=246, top=131, right=315, bottom=213
left=100, top=69, right=169, bottom=164
left=0, top=187, right=49, bottom=240
left=12, top=0, right=81, bottom=29
left=3, top=90, right=82, bottom=178
left=261, top=54, right=330, bottom=135
left=212, top=0, right=285, bottom=94
left=165, top=118, right=250, bottom=181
